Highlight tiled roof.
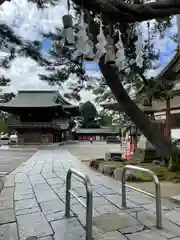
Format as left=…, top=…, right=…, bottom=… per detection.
left=156, top=52, right=180, bottom=82
left=0, top=90, right=77, bottom=108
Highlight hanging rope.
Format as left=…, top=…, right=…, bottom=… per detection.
left=67, top=0, right=70, bottom=13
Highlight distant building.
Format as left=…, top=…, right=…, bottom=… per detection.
left=0, top=90, right=79, bottom=144
left=75, top=127, right=119, bottom=141
left=101, top=93, right=180, bottom=130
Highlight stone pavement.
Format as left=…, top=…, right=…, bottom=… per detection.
left=2, top=148, right=180, bottom=240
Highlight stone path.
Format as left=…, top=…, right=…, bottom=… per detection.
left=2, top=148, right=180, bottom=239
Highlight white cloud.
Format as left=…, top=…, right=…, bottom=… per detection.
left=0, top=0, right=67, bottom=40
left=142, top=16, right=178, bottom=78
left=1, top=56, right=59, bottom=92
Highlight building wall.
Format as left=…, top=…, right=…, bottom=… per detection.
left=17, top=129, right=73, bottom=144
left=155, top=112, right=180, bottom=128
left=77, top=135, right=106, bottom=141
left=76, top=133, right=119, bottom=141
left=18, top=131, right=54, bottom=144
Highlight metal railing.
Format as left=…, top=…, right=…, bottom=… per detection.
left=65, top=168, right=93, bottom=240
left=121, top=165, right=162, bottom=229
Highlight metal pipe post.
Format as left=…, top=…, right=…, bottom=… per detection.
left=121, top=167, right=127, bottom=208
left=65, top=168, right=93, bottom=240
left=121, top=165, right=162, bottom=229
left=65, top=169, right=71, bottom=217
left=85, top=176, right=93, bottom=240
left=153, top=174, right=162, bottom=229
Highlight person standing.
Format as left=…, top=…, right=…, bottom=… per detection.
left=90, top=136, right=93, bottom=144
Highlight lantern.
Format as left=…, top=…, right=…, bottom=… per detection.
left=62, top=14, right=75, bottom=46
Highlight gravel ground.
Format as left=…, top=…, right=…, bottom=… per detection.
left=64, top=141, right=126, bottom=161
left=0, top=149, right=36, bottom=193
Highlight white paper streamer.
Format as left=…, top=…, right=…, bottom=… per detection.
left=135, top=25, right=144, bottom=68
left=95, top=20, right=107, bottom=60
left=76, top=10, right=94, bottom=59
left=115, top=30, right=125, bottom=70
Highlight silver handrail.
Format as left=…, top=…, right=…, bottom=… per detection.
left=65, top=168, right=93, bottom=240
left=121, top=165, right=162, bottom=229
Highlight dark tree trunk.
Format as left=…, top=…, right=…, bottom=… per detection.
left=166, top=98, right=171, bottom=140
left=99, top=57, right=179, bottom=162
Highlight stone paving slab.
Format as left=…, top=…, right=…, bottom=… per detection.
left=0, top=208, right=15, bottom=224
left=126, top=229, right=167, bottom=240
left=0, top=198, right=13, bottom=210
left=1, top=148, right=180, bottom=240
left=45, top=210, right=67, bottom=222
left=15, top=198, right=39, bottom=211
left=0, top=222, right=18, bottom=240
left=16, top=206, right=41, bottom=216
left=0, top=187, right=14, bottom=200
left=40, top=199, right=64, bottom=214
left=14, top=192, right=35, bottom=201
left=93, top=229, right=127, bottom=240
left=34, top=189, right=59, bottom=203
left=170, top=195, right=180, bottom=204
left=92, top=212, right=140, bottom=232
left=38, top=237, right=53, bottom=240
left=50, top=218, right=85, bottom=240
left=17, top=212, right=53, bottom=240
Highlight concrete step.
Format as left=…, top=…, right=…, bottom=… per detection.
left=170, top=195, right=180, bottom=204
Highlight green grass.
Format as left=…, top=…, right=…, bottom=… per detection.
left=94, top=160, right=180, bottom=182
left=140, top=163, right=180, bottom=182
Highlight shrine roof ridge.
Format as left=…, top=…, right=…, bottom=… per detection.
left=0, top=89, right=77, bottom=109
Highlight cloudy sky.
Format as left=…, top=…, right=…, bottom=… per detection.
left=0, top=0, right=179, bottom=102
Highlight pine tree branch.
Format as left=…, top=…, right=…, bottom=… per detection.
left=72, top=0, right=180, bottom=23
left=0, top=0, right=10, bottom=5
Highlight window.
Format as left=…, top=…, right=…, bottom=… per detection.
left=1, top=137, right=9, bottom=140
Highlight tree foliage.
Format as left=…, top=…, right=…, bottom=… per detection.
left=79, top=101, right=100, bottom=128
left=39, top=28, right=102, bottom=101
left=0, top=76, right=11, bottom=87
left=99, top=111, right=113, bottom=126
left=136, top=79, right=176, bottom=103
left=0, top=92, right=15, bottom=102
